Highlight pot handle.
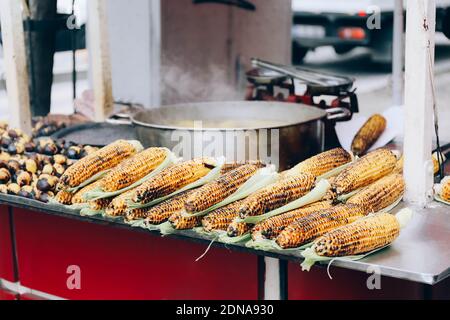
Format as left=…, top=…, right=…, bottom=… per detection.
left=325, top=107, right=352, bottom=121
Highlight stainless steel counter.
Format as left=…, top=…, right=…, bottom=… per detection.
left=1, top=194, right=449, bottom=285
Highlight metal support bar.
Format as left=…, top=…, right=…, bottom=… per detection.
left=403, top=0, right=436, bottom=207
left=263, top=258, right=288, bottom=300
left=392, top=0, right=404, bottom=106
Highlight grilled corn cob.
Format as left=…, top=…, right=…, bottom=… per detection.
left=59, top=140, right=141, bottom=190
left=314, top=212, right=400, bottom=257
left=332, top=149, right=396, bottom=195
left=89, top=198, right=111, bottom=211
left=184, top=164, right=261, bottom=214
left=393, top=156, right=403, bottom=174
left=126, top=190, right=194, bottom=222
left=54, top=190, right=74, bottom=205
left=220, top=160, right=265, bottom=175
left=351, top=114, right=387, bottom=156
left=71, top=180, right=105, bottom=204
left=275, top=203, right=366, bottom=249
left=238, top=173, right=315, bottom=218
left=201, top=200, right=245, bottom=232
left=133, top=158, right=214, bottom=204
left=252, top=201, right=333, bottom=240
left=286, top=148, right=352, bottom=178
left=439, top=177, right=450, bottom=202
left=105, top=189, right=136, bottom=217
left=100, top=147, right=167, bottom=192
left=346, top=173, right=404, bottom=212
left=394, top=153, right=443, bottom=175
left=169, top=211, right=202, bottom=230
left=227, top=220, right=253, bottom=237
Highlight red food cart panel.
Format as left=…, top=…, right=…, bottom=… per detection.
left=13, top=208, right=258, bottom=300
left=0, top=205, right=17, bottom=282
left=0, top=288, right=18, bottom=300
left=19, top=293, right=48, bottom=300
left=288, top=262, right=424, bottom=300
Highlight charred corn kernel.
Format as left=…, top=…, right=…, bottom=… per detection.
left=440, top=177, right=450, bottom=202
left=227, top=221, right=252, bottom=237
left=105, top=189, right=136, bottom=217
left=314, top=212, right=400, bottom=257
left=252, top=201, right=333, bottom=240
left=126, top=190, right=194, bottom=222
left=71, top=180, right=104, bottom=204
left=347, top=173, right=405, bottom=213
left=89, top=198, right=111, bottom=211
left=169, top=211, right=202, bottom=230
left=287, top=148, right=352, bottom=178
left=133, top=158, right=214, bottom=204
left=59, top=140, right=141, bottom=189
left=25, top=159, right=37, bottom=174
left=238, top=173, right=315, bottom=218
left=351, top=114, right=387, bottom=156
left=100, top=147, right=167, bottom=192
left=202, top=200, right=244, bottom=232
left=220, top=160, right=265, bottom=175
left=0, top=168, right=11, bottom=184
left=332, top=149, right=396, bottom=195
left=185, top=164, right=260, bottom=214
left=54, top=190, right=74, bottom=205
left=275, top=204, right=366, bottom=249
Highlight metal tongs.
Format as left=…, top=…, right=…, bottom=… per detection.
left=251, top=58, right=354, bottom=89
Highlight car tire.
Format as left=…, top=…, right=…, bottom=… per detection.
left=334, top=45, right=354, bottom=55
left=443, top=8, right=450, bottom=39
left=292, top=42, right=309, bottom=64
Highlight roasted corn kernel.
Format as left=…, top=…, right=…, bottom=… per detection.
left=59, top=140, right=141, bottom=189
left=252, top=201, right=333, bottom=240
left=126, top=190, right=194, bottom=223
left=133, top=158, right=214, bottom=204
left=346, top=173, right=405, bottom=212
left=332, top=149, right=396, bottom=195
left=101, top=147, right=167, bottom=192
left=169, top=211, right=202, bottom=230
left=238, top=173, right=315, bottom=218
left=54, top=190, right=74, bottom=205
left=275, top=204, right=366, bottom=249
left=105, top=189, right=136, bottom=217
left=185, top=164, right=261, bottom=214
left=286, top=148, right=352, bottom=178
left=201, top=200, right=245, bottom=232
left=314, top=212, right=400, bottom=257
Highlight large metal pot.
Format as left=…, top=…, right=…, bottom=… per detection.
left=131, top=101, right=347, bottom=170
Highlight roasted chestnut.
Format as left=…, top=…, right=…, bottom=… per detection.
left=0, top=168, right=11, bottom=184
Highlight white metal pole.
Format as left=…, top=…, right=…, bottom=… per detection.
left=87, top=0, right=114, bottom=122
left=403, top=0, right=436, bottom=207
left=392, top=0, right=404, bottom=106
left=0, top=0, right=32, bottom=133
left=264, top=257, right=281, bottom=300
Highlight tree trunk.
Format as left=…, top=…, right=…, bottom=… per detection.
left=26, top=0, right=57, bottom=117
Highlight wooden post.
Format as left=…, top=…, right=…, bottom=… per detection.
left=0, top=0, right=32, bottom=133
left=403, top=0, right=436, bottom=207
left=87, top=0, right=113, bottom=122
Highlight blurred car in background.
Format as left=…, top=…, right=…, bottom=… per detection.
left=292, top=0, right=450, bottom=64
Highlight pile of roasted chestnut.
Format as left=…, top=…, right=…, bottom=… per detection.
left=0, top=121, right=98, bottom=202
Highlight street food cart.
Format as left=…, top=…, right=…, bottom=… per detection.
left=0, top=0, right=449, bottom=300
